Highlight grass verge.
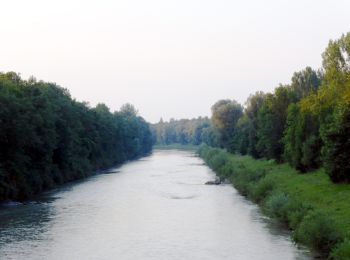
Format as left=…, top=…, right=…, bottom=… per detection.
left=197, top=145, right=350, bottom=259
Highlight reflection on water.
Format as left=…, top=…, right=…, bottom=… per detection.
left=0, top=150, right=312, bottom=260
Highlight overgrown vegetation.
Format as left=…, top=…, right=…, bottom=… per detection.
left=198, top=145, right=350, bottom=258
left=0, top=72, right=153, bottom=201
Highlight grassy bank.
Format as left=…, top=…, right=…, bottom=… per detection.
left=153, top=144, right=199, bottom=151
left=197, top=145, right=350, bottom=259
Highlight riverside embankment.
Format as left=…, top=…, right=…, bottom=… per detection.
left=198, top=145, right=350, bottom=259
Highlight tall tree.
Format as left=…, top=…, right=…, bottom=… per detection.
left=211, top=99, right=243, bottom=152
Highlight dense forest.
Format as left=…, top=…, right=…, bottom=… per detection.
left=0, top=72, right=153, bottom=201
left=155, top=32, right=350, bottom=183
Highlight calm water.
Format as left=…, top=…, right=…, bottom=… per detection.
left=0, top=150, right=312, bottom=260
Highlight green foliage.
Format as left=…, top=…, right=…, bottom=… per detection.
left=283, top=104, right=321, bottom=171
left=264, top=192, right=313, bottom=229
left=201, top=126, right=220, bottom=147
left=250, top=176, right=275, bottom=202
left=300, top=32, right=350, bottom=182
left=211, top=99, right=243, bottom=151
left=265, top=192, right=290, bottom=221
left=153, top=144, right=199, bottom=151
left=294, top=210, right=343, bottom=254
left=244, top=91, right=266, bottom=158
left=151, top=117, right=214, bottom=146
left=290, top=67, right=322, bottom=100
left=232, top=115, right=250, bottom=155
left=285, top=200, right=313, bottom=230
left=256, top=86, right=294, bottom=161
left=0, top=72, right=152, bottom=201
left=331, top=240, right=350, bottom=260
left=322, top=103, right=350, bottom=182
left=202, top=34, right=349, bottom=184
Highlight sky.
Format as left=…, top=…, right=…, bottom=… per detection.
left=1, top=0, right=350, bottom=123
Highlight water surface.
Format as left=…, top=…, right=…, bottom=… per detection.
left=0, top=150, right=311, bottom=260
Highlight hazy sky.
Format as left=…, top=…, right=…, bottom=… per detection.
left=1, top=0, right=350, bottom=122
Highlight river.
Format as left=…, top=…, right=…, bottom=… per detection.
left=0, top=149, right=312, bottom=260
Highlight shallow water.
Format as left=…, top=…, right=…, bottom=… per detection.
left=0, top=149, right=312, bottom=260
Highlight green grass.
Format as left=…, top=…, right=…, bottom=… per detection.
left=153, top=144, right=199, bottom=151
left=197, top=145, right=350, bottom=259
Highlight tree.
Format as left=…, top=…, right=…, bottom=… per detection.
left=245, top=91, right=266, bottom=158
left=211, top=99, right=243, bottom=152
left=322, top=104, right=350, bottom=182
left=256, top=86, right=293, bottom=161
left=151, top=117, right=212, bottom=146
left=283, top=104, right=321, bottom=171
left=290, top=67, right=322, bottom=100
left=316, top=33, right=350, bottom=182
left=0, top=73, right=153, bottom=201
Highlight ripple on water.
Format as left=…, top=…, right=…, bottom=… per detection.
left=160, top=192, right=198, bottom=200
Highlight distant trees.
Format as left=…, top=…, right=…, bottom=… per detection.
left=151, top=117, right=218, bottom=146
left=0, top=73, right=152, bottom=201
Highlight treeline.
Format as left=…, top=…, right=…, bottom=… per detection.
left=0, top=72, right=153, bottom=201
left=151, top=117, right=220, bottom=146
left=209, top=33, right=350, bottom=183
left=156, top=33, right=349, bottom=183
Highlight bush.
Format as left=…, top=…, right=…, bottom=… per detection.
left=286, top=200, right=313, bottom=230
left=250, top=176, right=275, bottom=202
left=229, top=167, right=266, bottom=196
left=220, top=162, right=235, bottom=178
left=265, top=192, right=313, bottom=229
left=294, top=210, right=343, bottom=255
left=208, top=151, right=230, bottom=173
left=331, top=239, right=350, bottom=260
left=265, top=192, right=290, bottom=221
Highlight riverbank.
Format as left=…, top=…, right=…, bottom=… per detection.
left=197, top=145, right=350, bottom=259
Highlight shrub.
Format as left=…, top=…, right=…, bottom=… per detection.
left=250, top=176, right=275, bottom=202
left=294, top=210, right=343, bottom=255
left=286, top=200, right=313, bottom=230
left=220, top=161, right=236, bottom=178
left=265, top=192, right=290, bottom=221
left=229, top=168, right=265, bottom=196
left=331, top=239, right=350, bottom=260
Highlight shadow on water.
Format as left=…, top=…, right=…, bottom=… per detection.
left=0, top=165, right=124, bottom=249
left=0, top=200, right=53, bottom=246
